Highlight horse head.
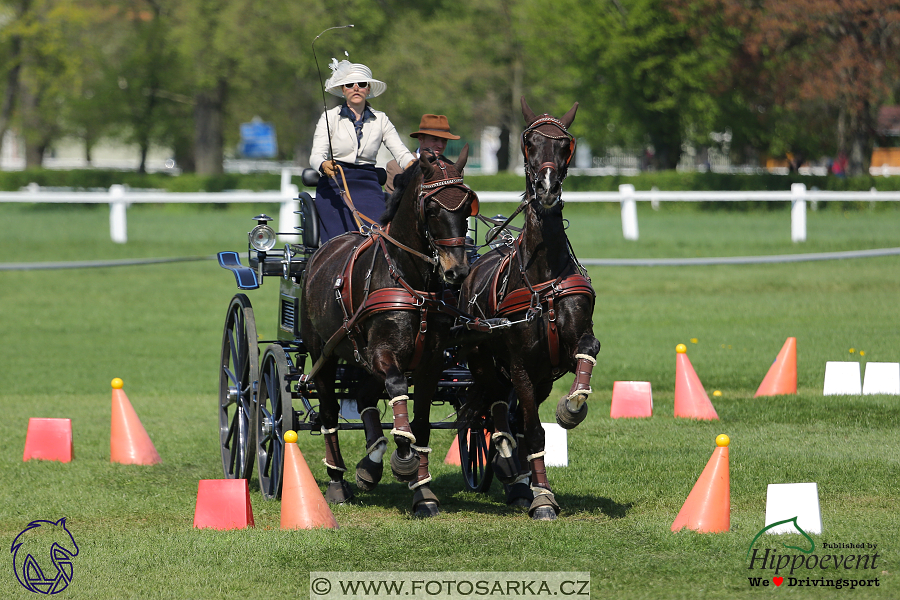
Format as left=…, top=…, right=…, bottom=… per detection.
left=520, top=97, right=578, bottom=209
left=391, top=145, right=476, bottom=285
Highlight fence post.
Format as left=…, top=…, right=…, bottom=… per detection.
left=109, top=184, right=127, bottom=244
left=791, top=183, right=807, bottom=242
left=278, top=168, right=300, bottom=243
left=619, top=183, right=639, bottom=240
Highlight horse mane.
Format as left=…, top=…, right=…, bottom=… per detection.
left=380, top=161, right=422, bottom=225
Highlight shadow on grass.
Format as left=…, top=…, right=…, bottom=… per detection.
left=338, top=472, right=635, bottom=520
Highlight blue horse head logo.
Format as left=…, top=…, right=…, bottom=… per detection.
left=11, top=518, right=79, bottom=594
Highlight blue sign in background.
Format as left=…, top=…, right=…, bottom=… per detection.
left=239, top=120, right=277, bottom=158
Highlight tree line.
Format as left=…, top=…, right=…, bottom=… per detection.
left=1, top=0, right=897, bottom=175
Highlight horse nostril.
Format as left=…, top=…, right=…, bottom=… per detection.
left=444, top=265, right=469, bottom=283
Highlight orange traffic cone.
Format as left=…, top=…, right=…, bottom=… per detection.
left=110, top=378, right=161, bottom=465
left=754, top=337, right=797, bottom=397
left=444, top=435, right=462, bottom=466
left=23, top=418, right=74, bottom=463
left=610, top=381, right=653, bottom=418
left=445, top=430, right=491, bottom=465
left=672, top=434, right=730, bottom=533
left=281, top=431, right=338, bottom=530
left=193, top=479, right=255, bottom=529
left=674, top=344, right=718, bottom=420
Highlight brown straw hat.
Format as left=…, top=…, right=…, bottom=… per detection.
left=409, top=114, right=460, bottom=140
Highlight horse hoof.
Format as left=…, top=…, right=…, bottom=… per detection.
left=355, top=455, right=383, bottom=491
left=413, top=501, right=440, bottom=518
left=555, top=396, right=588, bottom=430
left=390, top=449, right=420, bottom=482
left=412, top=485, right=441, bottom=517
left=505, top=482, right=534, bottom=509
left=325, top=480, right=355, bottom=504
left=529, top=491, right=560, bottom=520
left=492, top=454, right=519, bottom=484
left=531, top=506, right=558, bottom=521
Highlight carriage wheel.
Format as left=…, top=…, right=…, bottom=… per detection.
left=458, top=425, right=494, bottom=493
left=256, top=344, right=294, bottom=499
left=219, top=294, right=258, bottom=481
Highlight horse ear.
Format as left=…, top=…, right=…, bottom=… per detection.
left=455, top=143, right=469, bottom=171
left=561, top=102, right=579, bottom=129
left=521, top=96, right=537, bottom=125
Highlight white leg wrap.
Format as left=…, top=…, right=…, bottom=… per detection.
left=531, top=485, right=553, bottom=496
left=411, top=445, right=432, bottom=454
left=513, top=473, right=531, bottom=486
left=367, top=437, right=387, bottom=462
left=320, top=426, right=339, bottom=434
left=566, top=388, right=591, bottom=411
left=322, top=458, right=347, bottom=472
left=408, top=475, right=432, bottom=490
left=575, top=353, right=596, bottom=365
left=390, top=428, right=416, bottom=442
left=489, top=401, right=507, bottom=412
left=526, top=450, right=546, bottom=462
left=359, top=406, right=380, bottom=416
left=491, top=431, right=517, bottom=458
left=388, top=395, right=410, bottom=407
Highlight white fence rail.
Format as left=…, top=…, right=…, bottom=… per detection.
left=2, top=172, right=899, bottom=244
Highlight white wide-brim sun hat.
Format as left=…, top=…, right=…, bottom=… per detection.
left=324, top=59, right=386, bottom=98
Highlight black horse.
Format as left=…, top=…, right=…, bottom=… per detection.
left=458, top=98, right=600, bottom=520
left=299, top=148, right=477, bottom=517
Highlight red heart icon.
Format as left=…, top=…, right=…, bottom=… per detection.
left=773, top=577, right=784, bottom=586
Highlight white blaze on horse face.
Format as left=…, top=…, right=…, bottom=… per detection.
left=540, top=167, right=560, bottom=207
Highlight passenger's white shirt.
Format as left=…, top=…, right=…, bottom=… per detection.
left=310, top=104, right=415, bottom=173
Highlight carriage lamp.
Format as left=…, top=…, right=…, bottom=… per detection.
left=249, top=215, right=277, bottom=252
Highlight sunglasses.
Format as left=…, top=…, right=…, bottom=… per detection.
left=343, top=82, right=369, bottom=89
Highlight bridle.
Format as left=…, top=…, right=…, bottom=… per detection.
left=522, top=115, right=576, bottom=207
left=374, top=155, right=478, bottom=267
left=414, top=155, right=479, bottom=259
left=482, top=116, right=575, bottom=247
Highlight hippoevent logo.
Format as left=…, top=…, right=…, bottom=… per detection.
left=11, top=518, right=79, bottom=594
left=746, top=517, right=880, bottom=590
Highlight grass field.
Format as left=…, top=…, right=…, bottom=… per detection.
left=1, top=201, right=898, bottom=599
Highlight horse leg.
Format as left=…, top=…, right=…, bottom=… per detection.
left=555, top=332, right=601, bottom=430
left=355, top=375, right=387, bottom=491
left=315, top=359, right=354, bottom=504
left=374, top=353, right=419, bottom=482
left=505, top=403, right=534, bottom=509
left=409, top=365, right=442, bottom=518
left=466, top=346, right=519, bottom=484
left=489, top=394, right=519, bottom=484
left=513, top=367, right=559, bottom=520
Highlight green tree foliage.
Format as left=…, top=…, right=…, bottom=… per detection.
left=674, top=0, right=900, bottom=174
left=0, top=0, right=897, bottom=175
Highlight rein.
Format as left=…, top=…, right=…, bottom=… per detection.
left=301, top=157, right=483, bottom=382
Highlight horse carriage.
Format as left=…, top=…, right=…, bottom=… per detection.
left=215, top=99, right=598, bottom=520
